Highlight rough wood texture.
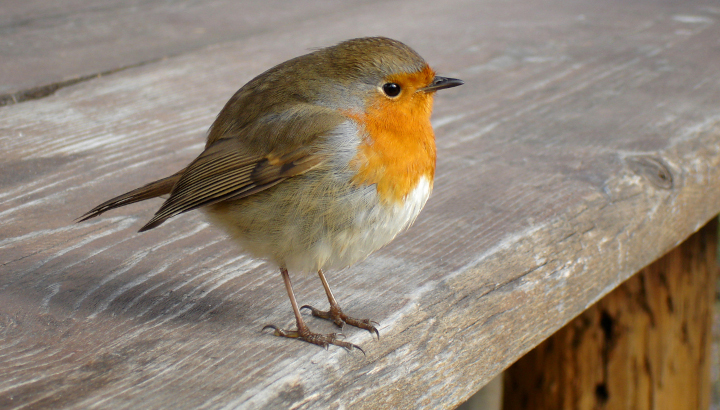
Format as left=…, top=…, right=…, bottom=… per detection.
left=0, top=0, right=351, bottom=102
left=503, top=218, right=718, bottom=410
left=2, top=0, right=720, bottom=409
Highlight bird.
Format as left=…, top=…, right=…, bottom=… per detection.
left=79, top=37, right=463, bottom=352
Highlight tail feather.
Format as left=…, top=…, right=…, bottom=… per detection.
left=77, top=172, right=183, bottom=225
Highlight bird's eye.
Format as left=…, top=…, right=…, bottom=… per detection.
left=382, top=83, right=401, bottom=97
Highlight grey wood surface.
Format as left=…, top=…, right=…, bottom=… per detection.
left=2, top=0, right=720, bottom=408
left=0, top=0, right=351, bottom=101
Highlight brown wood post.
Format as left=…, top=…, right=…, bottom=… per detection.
left=503, top=217, right=718, bottom=410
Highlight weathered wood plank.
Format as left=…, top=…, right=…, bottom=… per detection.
left=1, top=0, right=720, bottom=408
left=503, top=218, right=717, bottom=410
left=0, top=0, right=352, bottom=102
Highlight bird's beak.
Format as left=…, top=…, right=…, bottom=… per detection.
left=419, top=76, right=464, bottom=93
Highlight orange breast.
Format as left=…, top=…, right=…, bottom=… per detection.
left=346, top=68, right=437, bottom=205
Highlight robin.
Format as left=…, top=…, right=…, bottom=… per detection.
left=80, top=37, right=463, bottom=352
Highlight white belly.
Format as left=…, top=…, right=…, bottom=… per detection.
left=283, top=176, right=432, bottom=272
left=205, top=175, right=432, bottom=273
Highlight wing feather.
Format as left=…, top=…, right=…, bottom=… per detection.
left=132, top=105, right=345, bottom=231
left=80, top=85, right=348, bottom=232
left=138, top=141, right=325, bottom=232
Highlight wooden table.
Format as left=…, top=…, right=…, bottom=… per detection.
left=2, top=0, right=719, bottom=408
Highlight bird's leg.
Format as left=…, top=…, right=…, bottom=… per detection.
left=262, top=268, right=363, bottom=352
left=300, top=269, right=380, bottom=339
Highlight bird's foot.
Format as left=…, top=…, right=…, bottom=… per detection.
left=262, top=324, right=364, bottom=354
left=300, top=304, right=380, bottom=339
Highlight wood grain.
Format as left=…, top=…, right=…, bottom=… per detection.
left=0, top=0, right=355, bottom=102
left=1, top=0, right=720, bottom=408
left=503, top=218, right=717, bottom=410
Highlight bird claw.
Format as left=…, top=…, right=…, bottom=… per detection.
left=261, top=323, right=364, bottom=354
left=300, top=304, right=380, bottom=340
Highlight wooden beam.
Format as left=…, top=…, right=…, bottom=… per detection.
left=504, top=218, right=718, bottom=410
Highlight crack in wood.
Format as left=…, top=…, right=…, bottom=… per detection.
left=0, top=57, right=169, bottom=107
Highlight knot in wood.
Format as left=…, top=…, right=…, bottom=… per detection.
left=626, top=155, right=673, bottom=190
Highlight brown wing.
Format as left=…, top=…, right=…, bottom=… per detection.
left=138, top=138, right=324, bottom=232
left=79, top=101, right=344, bottom=231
